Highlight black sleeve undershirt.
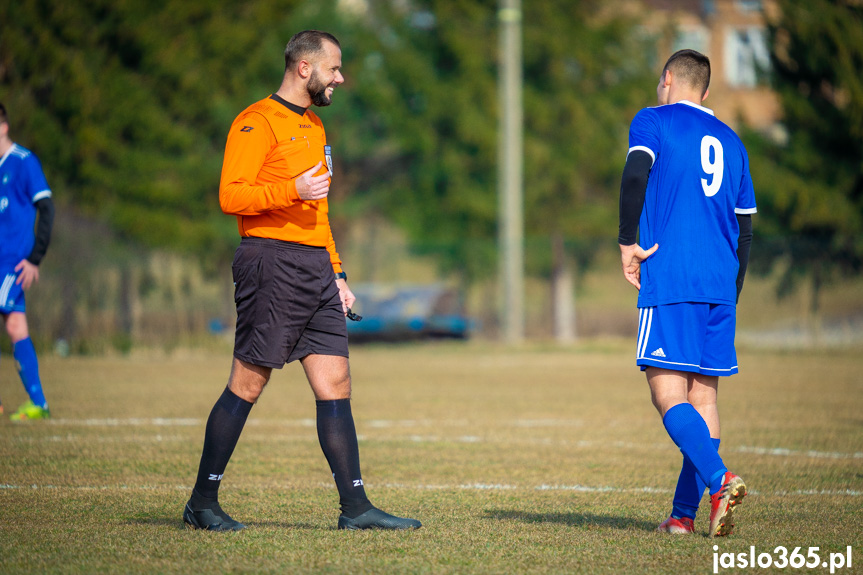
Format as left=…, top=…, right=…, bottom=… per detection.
left=27, top=197, right=55, bottom=266
left=619, top=149, right=753, bottom=303
left=736, top=213, right=752, bottom=303
left=618, top=150, right=653, bottom=245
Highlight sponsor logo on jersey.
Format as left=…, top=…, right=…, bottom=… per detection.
left=298, top=124, right=312, bottom=129
left=651, top=348, right=666, bottom=358
left=240, top=126, right=254, bottom=132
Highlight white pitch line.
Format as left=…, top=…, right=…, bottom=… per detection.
left=0, top=484, right=190, bottom=491
left=45, top=418, right=584, bottom=428
left=734, top=445, right=863, bottom=460
left=47, top=418, right=201, bottom=427
left=535, top=484, right=672, bottom=494
left=1, top=483, right=860, bottom=497
left=10, top=434, right=196, bottom=444
left=774, top=489, right=863, bottom=496
left=21, top=418, right=863, bottom=461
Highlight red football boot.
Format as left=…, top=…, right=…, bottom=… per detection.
left=657, top=515, right=695, bottom=534
left=709, top=472, right=747, bottom=537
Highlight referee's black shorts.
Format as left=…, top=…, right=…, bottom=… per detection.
left=231, top=237, right=348, bottom=369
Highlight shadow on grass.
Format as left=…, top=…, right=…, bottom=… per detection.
left=244, top=520, right=320, bottom=530
left=125, top=517, right=182, bottom=528
left=126, top=517, right=321, bottom=530
left=485, top=509, right=656, bottom=532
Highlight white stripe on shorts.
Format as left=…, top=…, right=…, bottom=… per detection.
left=636, top=307, right=653, bottom=359
left=0, top=274, right=16, bottom=307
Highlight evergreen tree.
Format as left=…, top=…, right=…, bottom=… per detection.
left=1, top=0, right=653, bottom=282
left=750, top=0, right=863, bottom=302
left=0, top=0, right=304, bottom=264
left=325, top=0, right=654, bottom=279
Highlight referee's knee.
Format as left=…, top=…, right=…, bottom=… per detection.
left=311, top=373, right=352, bottom=400
left=327, top=372, right=352, bottom=399
left=227, top=358, right=272, bottom=402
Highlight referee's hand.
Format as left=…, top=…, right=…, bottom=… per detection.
left=620, top=242, right=658, bottom=290
left=295, top=162, right=330, bottom=201
left=335, top=278, right=356, bottom=315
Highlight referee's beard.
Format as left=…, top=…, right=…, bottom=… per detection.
left=308, top=70, right=334, bottom=107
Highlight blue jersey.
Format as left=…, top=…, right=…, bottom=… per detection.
left=628, top=101, right=756, bottom=307
left=0, top=144, right=52, bottom=265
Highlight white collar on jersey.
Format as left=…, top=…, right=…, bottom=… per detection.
left=677, top=100, right=715, bottom=116
left=0, top=143, right=20, bottom=170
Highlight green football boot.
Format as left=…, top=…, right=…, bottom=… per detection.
left=9, top=400, right=51, bottom=421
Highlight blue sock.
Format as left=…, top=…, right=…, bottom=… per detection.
left=671, top=437, right=721, bottom=519
left=14, top=337, right=47, bottom=409
left=662, top=404, right=727, bottom=496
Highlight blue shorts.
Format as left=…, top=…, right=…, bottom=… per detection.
left=0, top=268, right=26, bottom=314
left=636, top=303, right=738, bottom=376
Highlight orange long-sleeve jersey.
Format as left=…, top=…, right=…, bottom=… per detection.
left=219, top=94, right=342, bottom=273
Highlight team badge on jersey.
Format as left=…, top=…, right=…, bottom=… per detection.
left=324, top=145, right=333, bottom=177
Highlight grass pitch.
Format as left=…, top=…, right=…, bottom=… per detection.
left=1, top=341, right=861, bottom=574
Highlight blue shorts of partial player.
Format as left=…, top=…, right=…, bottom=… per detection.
left=636, top=302, right=738, bottom=376
left=0, top=267, right=27, bottom=314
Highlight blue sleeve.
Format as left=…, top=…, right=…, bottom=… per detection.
left=627, top=108, right=661, bottom=165
left=24, top=154, right=52, bottom=203
left=735, top=145, right=756, bottom=215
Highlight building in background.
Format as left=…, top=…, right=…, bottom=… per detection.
left=631, top=0, right=782, bottom=135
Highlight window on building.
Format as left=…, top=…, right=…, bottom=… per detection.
left=735, top=0, right=763, bottom=12
left=673, top=26, right=710, bottom=55
left=724, top=27, right=770, bottom=88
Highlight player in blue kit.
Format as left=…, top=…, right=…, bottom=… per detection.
left=617, top=51, right=754, bottom=537
left=0, top=103, right=55, bottom=421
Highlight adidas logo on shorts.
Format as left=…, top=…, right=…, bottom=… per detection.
left=651, top=348, right=667, bottom=358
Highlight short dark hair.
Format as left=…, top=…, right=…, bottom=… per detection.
left=0, top=102, right=7, bottom=126
left=284, top=30, right=340, bottom=71
left=663, top=49, right=711, bottom=97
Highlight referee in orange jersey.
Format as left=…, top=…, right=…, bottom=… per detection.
left=183, top=30, right=420, bottom=531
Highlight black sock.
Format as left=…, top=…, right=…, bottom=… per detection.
left=316, top=399, right=374, bottom=518
left=192, top=386, right=253, bottom=500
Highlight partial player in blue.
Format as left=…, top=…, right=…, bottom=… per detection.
left=0, top=103, right=56, bottom=421
left=617, top=51, right=754, bottom=537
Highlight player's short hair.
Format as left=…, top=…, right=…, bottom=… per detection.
left=0, top=102, right=7, bottom=126
left=663, top=49, right=711, bottom=97
left=284, top=30, right=341, bottom=71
